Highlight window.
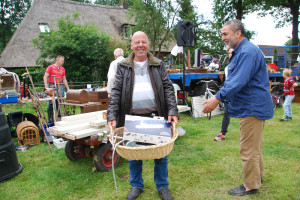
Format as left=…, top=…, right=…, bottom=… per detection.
left=122, top=24, right=133, bottom=40
left=38, top=23, right=50, bottom=32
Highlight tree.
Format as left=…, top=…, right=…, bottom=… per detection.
left=0, top=0, right=31, bottom=51
left=127, top=0, right=180, bottom=58
left=284, top=38, right=300, bottom=54
left=258, top=0, right=299, bottom=65
left=285, top=38, right=300, bottom=47
left=32, top=12, right=116, bottom=82
left=213, top=0, right=259, bottom=22
left=212, top=0, right=257, bottom=40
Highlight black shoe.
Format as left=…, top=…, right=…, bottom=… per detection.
left=287, top=116, right=292, bottom=120
left=158, top=188, right=173, bottom=200
left=228, top=184, right=258, bottom=196
left=126, top=187, right=143, bottom=200
left=279, top=116, right=289, bottom=121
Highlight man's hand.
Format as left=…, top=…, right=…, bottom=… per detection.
left=202, top=97, right=221, bottom=113
left=168, top=115, right=178, bottom=126
left=107, top=120, right=116, bottom=129
left=44, top=88, right=53, bottom=96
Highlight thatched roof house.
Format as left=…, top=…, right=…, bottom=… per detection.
left=0, top=0, right=138, bottom=68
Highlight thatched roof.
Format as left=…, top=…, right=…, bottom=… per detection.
left=0, top=0, right=133, bottom=68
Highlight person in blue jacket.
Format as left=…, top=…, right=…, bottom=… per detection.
left=202, top=19, right=273, bottom=196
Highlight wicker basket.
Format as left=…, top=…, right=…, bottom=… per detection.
left=110, top=126, right=178, bottom=160
left=16, top=120, right=40, bottom=146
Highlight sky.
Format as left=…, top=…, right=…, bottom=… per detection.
left=195, top=0, right=294, bottom=46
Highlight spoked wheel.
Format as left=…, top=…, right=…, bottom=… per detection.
left=65, top=141, right=86, bottom=161
left=277, top=95, right=284, bottom=108
left=93, top=143, right=121, bottom=172
left=272, top=96, right=277, bottom=111
left=273, top=99, right=277, bottom=111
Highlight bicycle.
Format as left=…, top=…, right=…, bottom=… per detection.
left=198, top=80, right=223, bottom=119
left=271, top=83, right=284, bottom=110
left=271, top=95, right=284, bottom=111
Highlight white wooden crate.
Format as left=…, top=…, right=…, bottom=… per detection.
left=191, top=96, right=224, bottom=118
left=177, top=105, right=191, bottom=113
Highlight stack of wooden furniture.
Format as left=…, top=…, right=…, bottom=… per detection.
left=63, top=89, right=109, bottom=113
left=88, top=91, right=109, bottom=111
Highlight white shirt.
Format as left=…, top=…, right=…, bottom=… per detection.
left=107, top=56, right=124, bottom=97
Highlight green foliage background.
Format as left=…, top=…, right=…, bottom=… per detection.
left=32, top=12, right=130, bottom=83
left=0, top=0, right=32, bottom=52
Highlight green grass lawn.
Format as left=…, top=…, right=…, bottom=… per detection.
left=0, top=103, right=299, bottom=200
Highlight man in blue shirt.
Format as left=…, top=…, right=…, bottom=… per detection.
left=202, top=19, right=273, bottom=196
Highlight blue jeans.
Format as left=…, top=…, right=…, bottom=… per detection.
left=221, top=104, right=230, bottom=135
left=128, top=156, right=169, bottom=191
left=283, top=95, right=295, bottom=117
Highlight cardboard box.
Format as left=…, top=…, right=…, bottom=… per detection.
left=123, top=115, right=172, bottom=144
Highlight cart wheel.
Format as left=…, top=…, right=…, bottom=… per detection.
left=65, top=141, right=85, bottom=161
left=93, top=143, right=120, bottom=172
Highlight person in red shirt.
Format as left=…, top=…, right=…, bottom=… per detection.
left=280, top=68, right=298, bottom=121
left=43, top=55, right=69, bottom=122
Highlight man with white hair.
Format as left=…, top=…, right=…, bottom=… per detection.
left=107, top=48, right=124, bottom=97
left=107, top=31, right=178, bottom=200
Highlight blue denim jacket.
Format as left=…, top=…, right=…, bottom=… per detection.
left=216, top=38, right=273, bottom=120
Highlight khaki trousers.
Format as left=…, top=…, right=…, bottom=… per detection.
left=240, top=116, right=265, bottom=189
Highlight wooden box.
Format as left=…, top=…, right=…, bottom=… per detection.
left=99, top=99, right=109, bottom=110
left=81, top=104, right=101, bottom=113
left=88, top=91, right=109, bottom=102
left=66, top=89, right=88, bottom=104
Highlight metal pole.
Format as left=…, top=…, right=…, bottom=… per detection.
left=182, top=48, right=197, bottom=124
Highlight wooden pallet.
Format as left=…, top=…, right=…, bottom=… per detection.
left=47, top=110, right=108, bottom=140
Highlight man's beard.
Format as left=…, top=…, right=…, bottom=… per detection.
left=226, top=40, right=237, bottom=49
